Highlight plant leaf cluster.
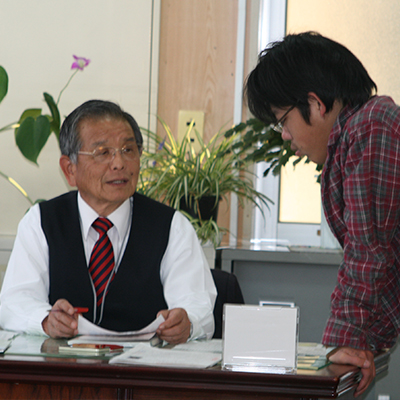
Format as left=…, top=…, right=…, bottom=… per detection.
left=0, top=59, right=89, bottom=205
left=0, top=67, right=62, bottom=166
left=0, top=66, right=8, bottom=105
left=138, top=118, right=273, bottom=247
left=225, top=118, right=323, bottom=181
left=14, top=93, right=60, bottom=165
left=139, top=118, right=272, bottom=213
left=181, top=212, right=227, bottom=248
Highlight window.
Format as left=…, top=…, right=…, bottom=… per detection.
left=252, top=0, right=335, bottom=248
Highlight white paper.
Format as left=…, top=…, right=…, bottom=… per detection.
left=297, top=342, right=335, bottom=357
left=73, top=315, right=165, bottom=342
left=68, top=337, right=149, bottom=347
left=0, top=330, right=19, bottom=353
left=2, top=333, right=44, bottom=354
left=173, top=339, right=222, bottom=354
left=109, top=343, right=221, bottom=369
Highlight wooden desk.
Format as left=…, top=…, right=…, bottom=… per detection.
left=0, top=346, right=389, bottom=400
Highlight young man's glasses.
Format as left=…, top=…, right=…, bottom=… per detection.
left=78, top=143, right=143, bottom=164
left=272, top=105, right=295, bottom=134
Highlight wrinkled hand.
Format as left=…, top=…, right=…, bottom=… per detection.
left=156, top=308, right=191, bottom=344
left=328, top=346, right=375, bottom=397
left=42, top=299, right=79, bottom=339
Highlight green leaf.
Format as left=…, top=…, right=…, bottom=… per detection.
left=15, top=115, right=51, bottom=164
left=17, top=108, right=43, bottom=123
left=44, top=92, right=61, bottom=140
left=0, top=66, right=8, bottom=104
left=14, top=108, right=43, bottom=139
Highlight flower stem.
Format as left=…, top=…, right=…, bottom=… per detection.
left=0, top=170, right=34, bottom=205
left=56, top=69, right=79, bottom=106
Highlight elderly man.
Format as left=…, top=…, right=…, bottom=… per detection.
left=0, top=100, right=216, bottom=344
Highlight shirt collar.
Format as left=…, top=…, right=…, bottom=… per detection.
left=328, top=99, right=373, bottom=147
left=78, top=193, right=132, bottom=240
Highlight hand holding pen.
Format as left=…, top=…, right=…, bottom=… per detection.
left=42, top=299, right=88, bottom=339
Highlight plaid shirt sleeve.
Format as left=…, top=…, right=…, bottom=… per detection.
left=321, top=97, right=400, bottom=350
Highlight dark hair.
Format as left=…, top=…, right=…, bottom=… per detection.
left=245, top=31, right=377, bottom=124
left=59, top=99, right=143, bottom=163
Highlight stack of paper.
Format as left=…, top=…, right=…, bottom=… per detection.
left=297, top=342, right=335, bottom=370
left=68, top=315, right=164, bottom=347
left=109, top=342, right=221, bottom=369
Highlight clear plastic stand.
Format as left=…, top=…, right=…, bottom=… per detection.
left=222, top=304, right=299, bottom=373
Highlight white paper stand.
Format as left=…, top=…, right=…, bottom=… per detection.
left=222, top=304, right=299, bottom=373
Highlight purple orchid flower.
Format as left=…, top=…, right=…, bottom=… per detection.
left=71, top=55, right=91, bottom=70
left=151, top=137, right=167, bottom=166
left=158, top=137, right=166, bottom=151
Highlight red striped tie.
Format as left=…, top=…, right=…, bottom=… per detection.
left=89, top=218, right=115, bottom=306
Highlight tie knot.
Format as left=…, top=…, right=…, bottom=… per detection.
left=92, top=217, right=113, bottom=234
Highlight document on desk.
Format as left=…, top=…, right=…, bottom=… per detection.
left=0, top=330, right=19, bottom=353
left=68, top=315, right=164, bottom=345
left=173, top=339, right=222, bottom=354
left=109, top=342, right=222, bottom=369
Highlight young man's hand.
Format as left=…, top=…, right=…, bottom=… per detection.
left=328, top=346, right=375, bottom=397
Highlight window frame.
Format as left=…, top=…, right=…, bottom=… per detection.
left=252, top=0, right=323, bottom=247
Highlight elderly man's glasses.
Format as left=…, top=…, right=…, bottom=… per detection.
left=272, top=105, right=295, bottom=134
left=78, top=143, right=143, bottom=163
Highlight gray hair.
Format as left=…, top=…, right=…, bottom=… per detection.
left=59, top=100, right=143, bottom=163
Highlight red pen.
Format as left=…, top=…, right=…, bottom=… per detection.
left=74, top=307, right=89, bottom=314
left=48, top=307, right=89, bottom=314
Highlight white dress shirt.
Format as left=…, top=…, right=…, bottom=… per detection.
left=0, top=193, right=217, bottom=340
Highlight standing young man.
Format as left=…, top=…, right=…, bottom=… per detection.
left=246, top=31, right=400, bottom=397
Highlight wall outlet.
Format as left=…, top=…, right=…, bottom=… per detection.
left=177, top=110, right=204, bottom=153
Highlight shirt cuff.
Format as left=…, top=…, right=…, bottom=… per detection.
left=27, top=307, right=51, bottom=336
left=187, top=313, right=214, bottom=341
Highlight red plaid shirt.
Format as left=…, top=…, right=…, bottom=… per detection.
left=321, top=96, right=400, bottom=351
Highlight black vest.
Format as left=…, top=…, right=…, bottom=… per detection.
left=40, top=191, right=175, bottom=331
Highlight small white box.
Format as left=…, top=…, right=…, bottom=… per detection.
left=222, top=304, right=299, bottom=373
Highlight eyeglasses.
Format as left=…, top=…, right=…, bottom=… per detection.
left=272, top=105, right=295, bottom=134
left=78, top=143, right=143, bottom=164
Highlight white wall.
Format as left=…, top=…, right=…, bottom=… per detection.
left=287, top=0, right=400, bottom=104
left=0, top=0, right=160, bottom=236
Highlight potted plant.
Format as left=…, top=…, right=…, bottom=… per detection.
left=225, top=117, right=323, bottom=181
left=138, top=118, right=272, bottom=248
left=0, top=57, right=91, bottom=204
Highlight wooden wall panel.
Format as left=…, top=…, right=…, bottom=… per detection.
left=158, top=0, right=238, bottom=243
left=158, top=0, right=238, bottom=141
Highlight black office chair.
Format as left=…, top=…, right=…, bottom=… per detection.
left=211, top=268, right=245, bottom=339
